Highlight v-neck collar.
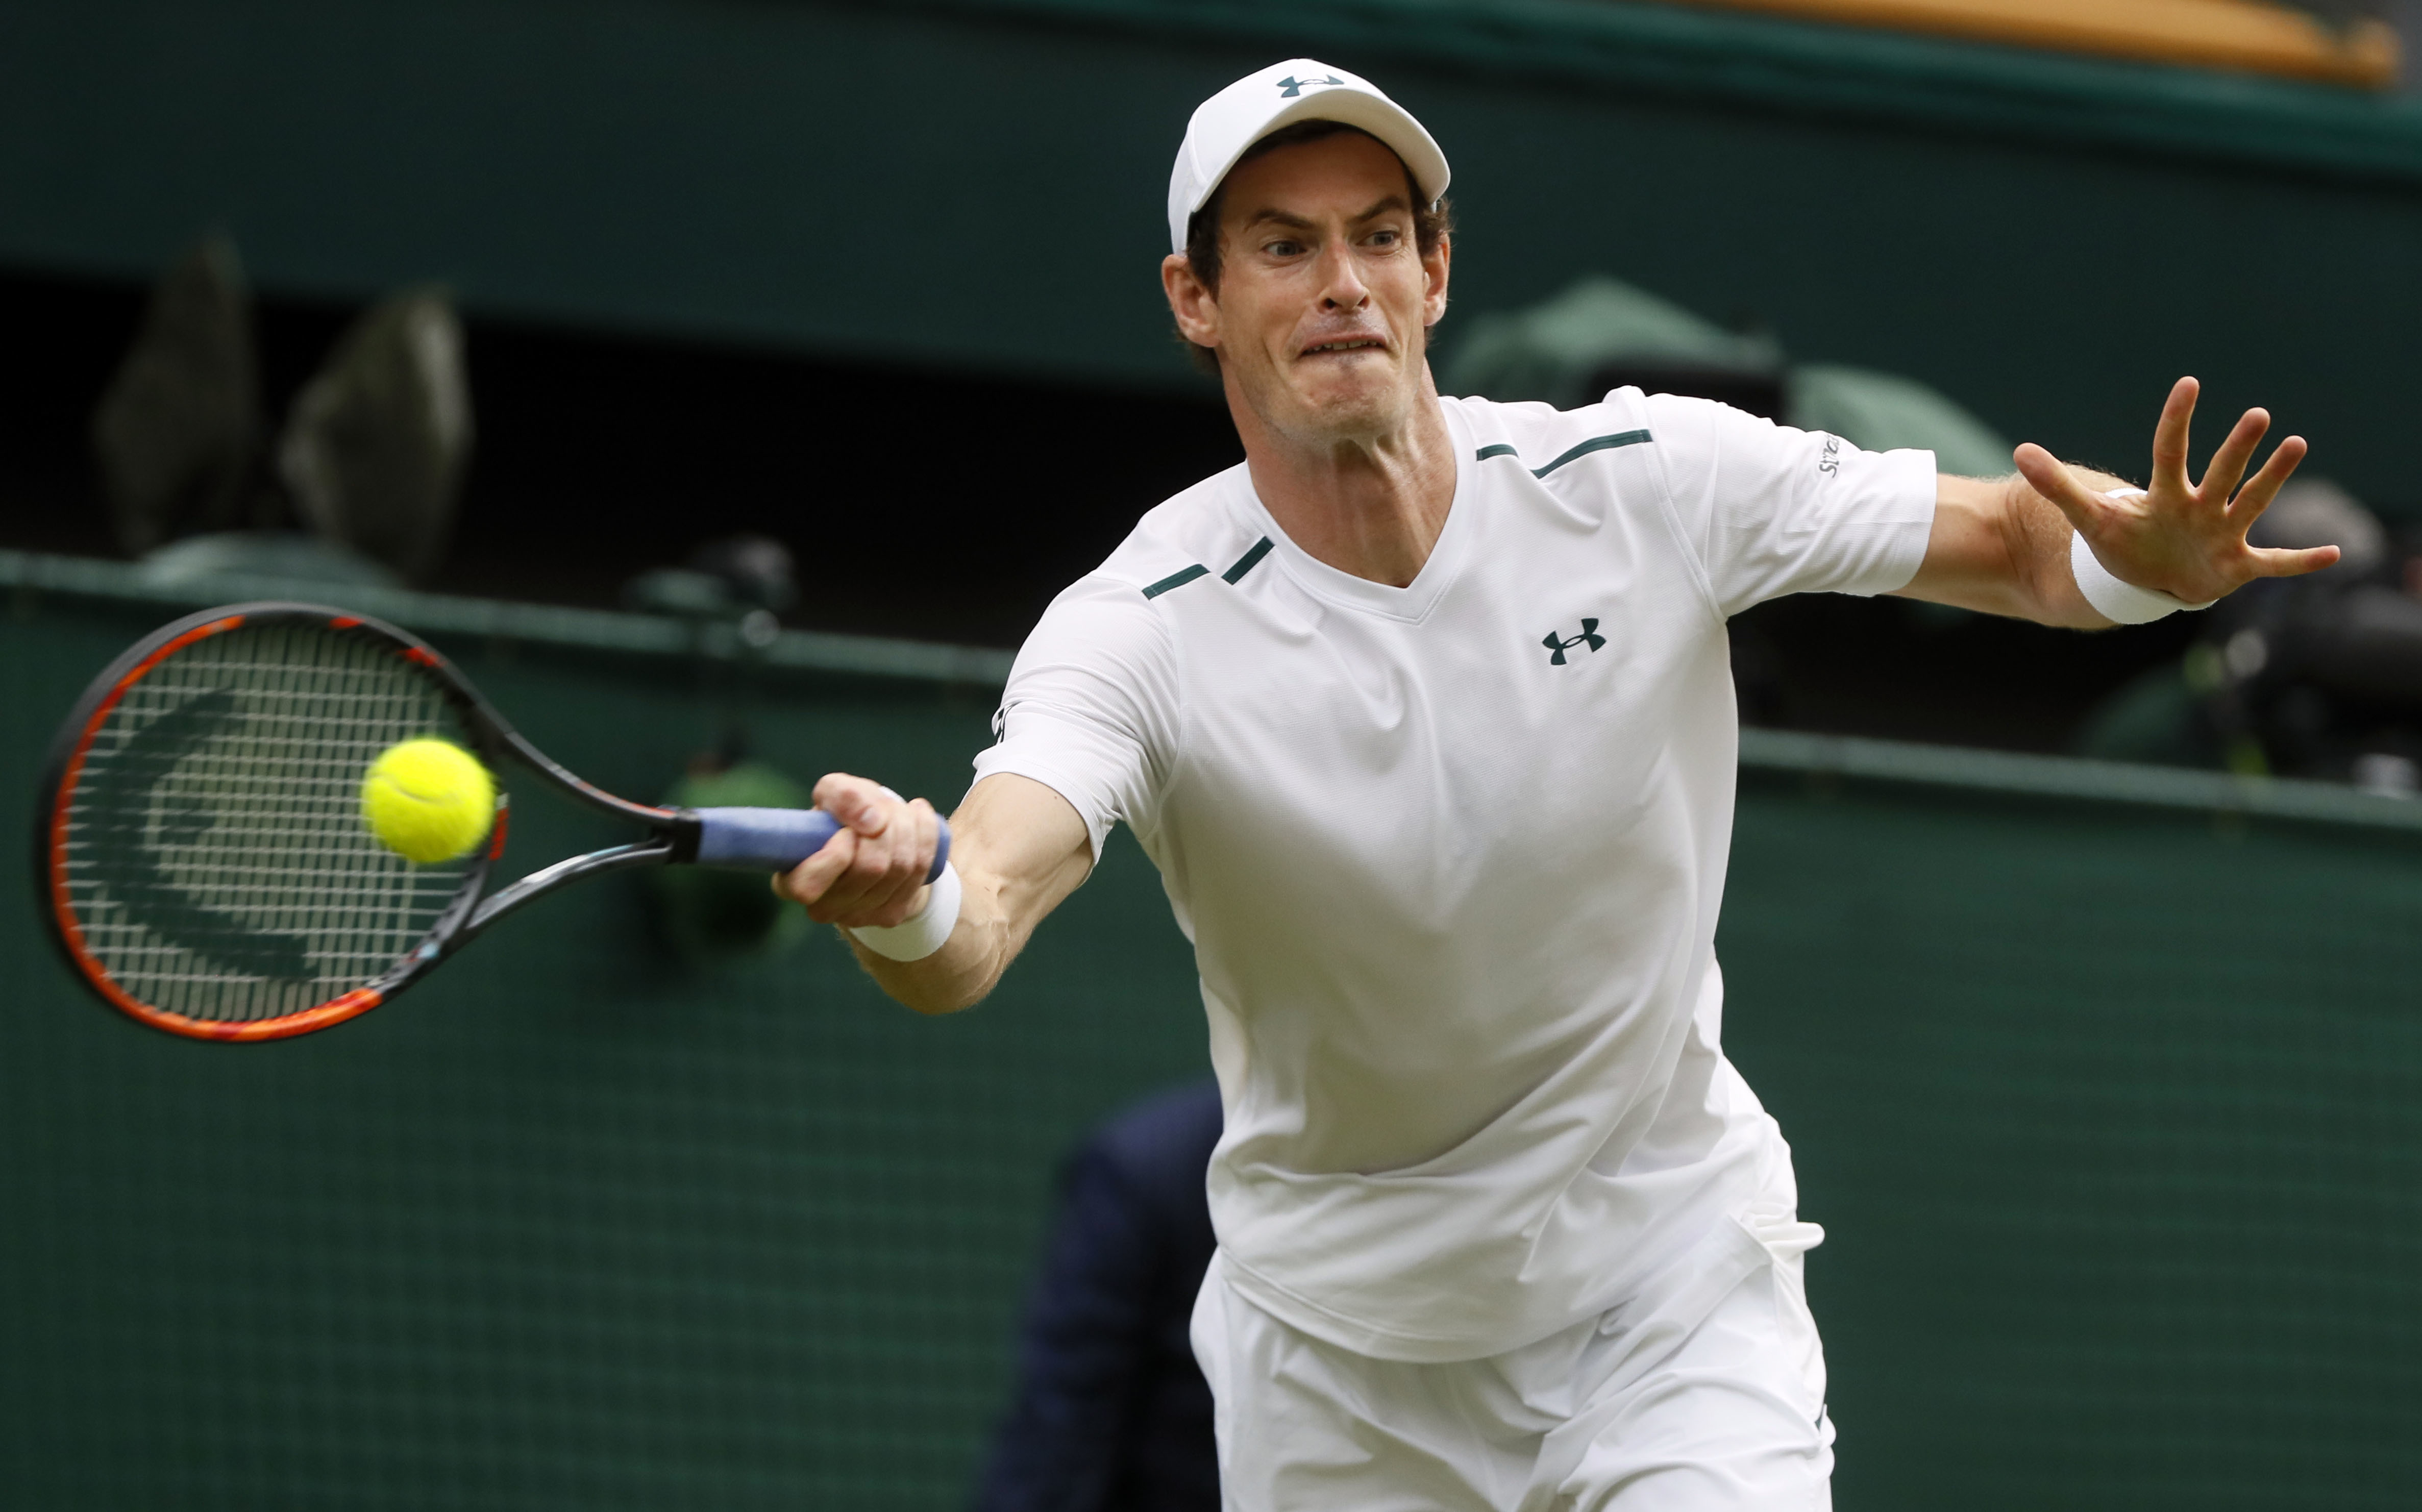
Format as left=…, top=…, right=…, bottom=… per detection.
left=1231, top=401, right=1477, bottom=625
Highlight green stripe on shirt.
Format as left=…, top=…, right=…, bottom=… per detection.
left=1222, top=538, right=1274, bottom=584
left=1142, top=564, right=1209, bottom=599
left=1474, top=430, right=1654, bottom=478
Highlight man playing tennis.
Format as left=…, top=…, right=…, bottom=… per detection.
left=775, top=61, right=2335, bottom=1510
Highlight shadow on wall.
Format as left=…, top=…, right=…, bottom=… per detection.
left=90, top=236, right=472, bottom=590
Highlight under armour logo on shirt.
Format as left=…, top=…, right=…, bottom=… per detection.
left=1275, top=75, right=1344, bottom=97
left=1543, top=619, right=1605, bottom=665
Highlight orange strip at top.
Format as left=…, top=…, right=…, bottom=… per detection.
left=1671, top=0, right=2399, bottom=89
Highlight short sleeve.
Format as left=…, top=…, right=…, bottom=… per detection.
left=971, top=575, right=1178, bottom=861
left=1642, top=392, right=1938, bottom=618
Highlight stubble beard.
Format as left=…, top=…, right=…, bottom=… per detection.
left=1264, top=344, right=1424, bottom=455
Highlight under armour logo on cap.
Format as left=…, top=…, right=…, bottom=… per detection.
left=1274, top=73, right=1345, bottom=97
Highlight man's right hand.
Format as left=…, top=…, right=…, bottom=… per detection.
left=771, top=772, right=1096, bottom=1016
left=771, top=773, right=943, bottom=930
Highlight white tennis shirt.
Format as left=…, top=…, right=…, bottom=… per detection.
left=973, top=389, right=1937, bottom=1362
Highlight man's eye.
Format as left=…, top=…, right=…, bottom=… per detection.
left=1369, top=230, right=1402, bottom=247
left=1263, top=240, right=1304, bottom=258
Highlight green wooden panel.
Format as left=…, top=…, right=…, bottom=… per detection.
left=3, top=584, right=2418, bottom=1508
left=6, top=0, right=2422, bottom=508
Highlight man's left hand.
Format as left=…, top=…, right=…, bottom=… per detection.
left=2015, top=376, right=2339, bottom=606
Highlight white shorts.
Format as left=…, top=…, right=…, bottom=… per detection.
left=1191, top=1209, right=1834, bottom=1512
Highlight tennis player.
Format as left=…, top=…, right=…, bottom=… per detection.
left=776, top=61, right=2336, bottom=1510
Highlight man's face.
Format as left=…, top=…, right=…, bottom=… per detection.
left=1165, top=131, right=1450, bottom=449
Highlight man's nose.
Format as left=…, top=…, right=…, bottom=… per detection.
left=1316, top=240, right=1369, bottom=310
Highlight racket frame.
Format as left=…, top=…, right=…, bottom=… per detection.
left=35, top=602, right=717, bottom=1042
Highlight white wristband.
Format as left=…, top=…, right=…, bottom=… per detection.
left=847, top=861, right=961, bottom=962
left=2069, top=490, right=2214, bottom=624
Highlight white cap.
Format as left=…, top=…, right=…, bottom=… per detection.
left=1167, top=60, right=1451, bottom=253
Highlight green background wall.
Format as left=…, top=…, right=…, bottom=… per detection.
left=1, top=591, right=1209, bottom=1510
left=7, top=0, right=2422, bottom=509
left=3, top=580, right=2418, bottom=1508
left=1722, top=777, right=2422, bottom=1509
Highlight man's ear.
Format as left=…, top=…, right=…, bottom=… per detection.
left=1163, top=252, right=1220, bottom=352
left=1422, top=232, right=1452, bottom=328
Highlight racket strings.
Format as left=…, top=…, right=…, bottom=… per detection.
left=57, top=624, right=480, bottom=1023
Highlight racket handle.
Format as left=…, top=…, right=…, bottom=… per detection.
left=690, top=807, right=951, bottom=880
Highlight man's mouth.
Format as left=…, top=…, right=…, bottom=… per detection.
left=1301, top=337, right=1387, bottom=356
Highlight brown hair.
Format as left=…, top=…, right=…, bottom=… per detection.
left=1176, top=120, right=1454, bottom=377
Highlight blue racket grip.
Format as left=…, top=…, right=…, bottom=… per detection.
left=690, top=807, right=951, bottom=880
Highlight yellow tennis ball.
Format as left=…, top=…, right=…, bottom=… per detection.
left=361, top=738, right=496, bottom=864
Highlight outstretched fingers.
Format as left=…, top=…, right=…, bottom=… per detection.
left=2248, top=543, right=2342, bottom=580
left=2149, top=377, right=2199, bottom=494
left=2197, top=407, right=2272, bottom=511
left=2225, top=433, right=2308, bottom=527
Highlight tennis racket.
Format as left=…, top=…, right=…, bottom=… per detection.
left=33, top=602, right=949, bottom=1043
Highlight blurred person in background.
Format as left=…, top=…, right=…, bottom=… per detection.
left=973, top=1080, right=1221, bottom=1512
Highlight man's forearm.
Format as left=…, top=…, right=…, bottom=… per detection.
left=1907, top=469, right=2130, bottom=628
left=846, top=872, right=1018, bottom=1015
left=823, top=773, right=1097, bottom=1017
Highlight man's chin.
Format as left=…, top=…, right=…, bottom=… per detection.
left=1279, top=373, right=1414, bottom=442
